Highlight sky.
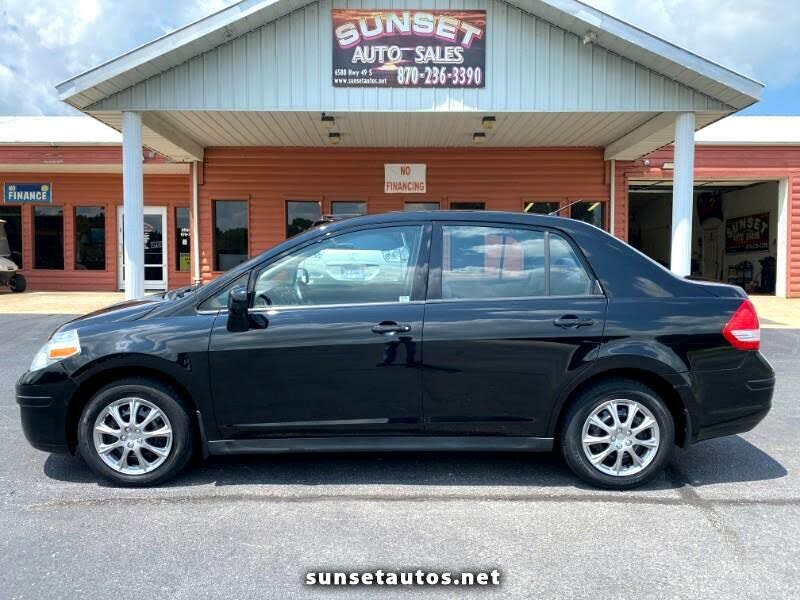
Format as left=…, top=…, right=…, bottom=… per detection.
left=0, top=0, right=797, bottom=116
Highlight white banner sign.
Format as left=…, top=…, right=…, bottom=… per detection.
left=384, top=164, right=427, bottom=194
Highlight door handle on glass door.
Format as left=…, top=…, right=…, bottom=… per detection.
left=371, top=321, right=412, bottom=335
left=553, top=315, right=595, bottom=328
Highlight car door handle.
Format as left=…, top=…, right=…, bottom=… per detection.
left=371, top=321, right=412, bottom=335
left=553, top=315, right=595, bottom=328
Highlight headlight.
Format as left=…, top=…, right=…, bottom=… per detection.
left=30, top=329, right=81, bottom=372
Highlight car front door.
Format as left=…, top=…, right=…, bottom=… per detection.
left=208, top=223, right=430, bottom=439
left=421, top=222, right=607, bottom=438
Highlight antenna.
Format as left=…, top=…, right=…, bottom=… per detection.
left=548, top=199, right=585, bottom=216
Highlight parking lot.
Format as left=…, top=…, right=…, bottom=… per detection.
left=1, top=311, right=798, bottom=599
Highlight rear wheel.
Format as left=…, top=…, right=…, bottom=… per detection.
left=9, top=274, right=26, bottom=293
left=77, top=378, right=194, bottom=486
left=560, top=378, right=674, bottom=489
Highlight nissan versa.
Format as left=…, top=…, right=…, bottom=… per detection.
left=17, top=211, right=774, bottom=489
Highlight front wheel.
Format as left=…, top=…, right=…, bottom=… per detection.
left=9, top=274, right=26, bottom=292
left=560, top=378, right=675, bottom=490
left=77, top=378, right=194, bottom=486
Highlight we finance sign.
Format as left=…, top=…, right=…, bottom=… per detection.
left=3, top=183, right=52, bottom=203
left=332, top=9, right=486, bottom=88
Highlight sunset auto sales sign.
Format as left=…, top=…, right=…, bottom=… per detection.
left=332, top=9, right=486, bottom=88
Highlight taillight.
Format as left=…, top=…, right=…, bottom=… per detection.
left=722, top=299, right=760, bottom=351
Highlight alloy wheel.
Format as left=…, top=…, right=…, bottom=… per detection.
left=92, top=397, right=173, bottom=475
left=581, top=399, right=660, bottom=477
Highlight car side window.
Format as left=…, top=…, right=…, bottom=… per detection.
left=252, top=226, right=423, bottom=308
left=440, top=225, right=594, bottom=300
left=549, top=234, right=593, bottom=296
left=442, top=225, right=546, bottom=299
left=197, top=273, right=249, bottom=311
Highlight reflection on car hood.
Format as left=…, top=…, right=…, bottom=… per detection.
left=59, top=297, right=165, bottom=331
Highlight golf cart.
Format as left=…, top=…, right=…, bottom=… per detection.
left=0, top=219, right=25, bottom=293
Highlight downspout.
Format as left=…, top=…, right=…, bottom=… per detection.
left=192, top=161, right=201, bottom=286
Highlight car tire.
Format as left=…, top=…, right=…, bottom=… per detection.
left=77, top=378, right=194, bottom=486
left=9, top=274, right=26, bottom=293
left=560, top=378, right=675, bottom=490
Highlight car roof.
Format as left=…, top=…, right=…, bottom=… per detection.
left=184, top=208, right=712, bottom=313
left=316, top=210, right=597, bottom=236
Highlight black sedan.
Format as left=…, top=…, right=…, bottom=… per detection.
left=17, top=211, right=774, bottom=489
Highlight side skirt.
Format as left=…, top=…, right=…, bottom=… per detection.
left=207, top=436, right=554, bottom=456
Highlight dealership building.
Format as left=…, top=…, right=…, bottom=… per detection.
left=1, top=0, right=798, bottom=297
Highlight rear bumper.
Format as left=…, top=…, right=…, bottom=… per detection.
left=17, top=368, right=77, bottom=454
left=690, top=351, right=774, bottom=443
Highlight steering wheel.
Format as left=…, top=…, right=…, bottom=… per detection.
left=255, top=292, right=272, bottom=307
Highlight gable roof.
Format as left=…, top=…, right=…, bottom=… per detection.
left=57, top=0, right=762, bottom=112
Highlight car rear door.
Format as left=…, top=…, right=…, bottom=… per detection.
left=421, top=222, right=607, bottom=438
left=208, top=223, right=431, bottom=439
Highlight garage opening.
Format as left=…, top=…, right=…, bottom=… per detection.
left=628, top=180, right=782, bottom=295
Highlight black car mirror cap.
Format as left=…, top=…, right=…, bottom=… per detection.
left=227, top=285, right=251, bottom=332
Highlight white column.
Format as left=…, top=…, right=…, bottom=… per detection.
left=671, top=112, right=695, bottom=276
left=122, top=111, right=145, bottom=299
left=776, top=178, right=789, bottom=298
left=191, top=161, right=202, bottom=286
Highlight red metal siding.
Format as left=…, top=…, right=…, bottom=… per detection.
left=5, top=143, right=797, bottom=296
left=618, top=145, right=800, bottom=297
left=791, top=175, right=800, bottom=296
left=0, top=171, right=192, bottom=291
left=198, top=147, right=611, bottom=282
left=0, top=146, right=174, bottom=165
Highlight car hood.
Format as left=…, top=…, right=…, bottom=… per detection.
left=59, top=296, right=165, bottom=332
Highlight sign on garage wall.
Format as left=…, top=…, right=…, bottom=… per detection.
left=725, top=212, right=770, bottom=253
left=385, top=164, right=426, bottom=193
left=332, top=10, right=486, bottom=88
left=3, top=183, right=52, bottom=203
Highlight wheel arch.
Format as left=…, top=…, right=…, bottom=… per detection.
left=65, top=362, right=199, bottom=453
left=551, top=366, right=693, bottom=448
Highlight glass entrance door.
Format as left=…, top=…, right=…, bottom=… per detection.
left=117, top=206, right=168, bottom=291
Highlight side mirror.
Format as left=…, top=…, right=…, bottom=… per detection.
left=226, top=285, right=250, bottom=332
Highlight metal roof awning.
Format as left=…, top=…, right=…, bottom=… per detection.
left=55, top=0, right=764, bottom=163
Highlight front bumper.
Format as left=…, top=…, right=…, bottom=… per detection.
left=690, top=351, right=774, bottom=443
left=17, top=367, right=78, bottom=453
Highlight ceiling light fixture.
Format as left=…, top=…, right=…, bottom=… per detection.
left=582, top=31, right=598, bottom=45
left=328, top=132, right=342, bottom=145
left=473, top=132, right=487, bottom=144
left=481, top=116, right=496, bottom=130
left=587, top=202, right=601, bottom=212
left=321, top=114, right=336, bottom=130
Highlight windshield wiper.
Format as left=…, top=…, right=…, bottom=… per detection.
left=167, top=283, right=202, bottom=300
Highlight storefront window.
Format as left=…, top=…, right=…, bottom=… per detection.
left=570, top=201, right=605, bottom=229
left=404, top=202, right=439, bottom=211
left=287, top=201, right=322, bottom=237
left=450, top=201, right=485, bottom=210
left=524, top=202, right=560, bottom=215
left=34, top=206, right=64, bottom=270
left=175, top=207, right=191, bottom=272
left=331, top=201, right=367, bottom=216
left=213, top=200, right=248, bottom=271
left=74, top=206, right=105, bottom=270
left=0, top=206, right=23, bottom=267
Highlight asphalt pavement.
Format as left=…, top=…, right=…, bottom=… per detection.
left=1, top=313, right=798, bottom=599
